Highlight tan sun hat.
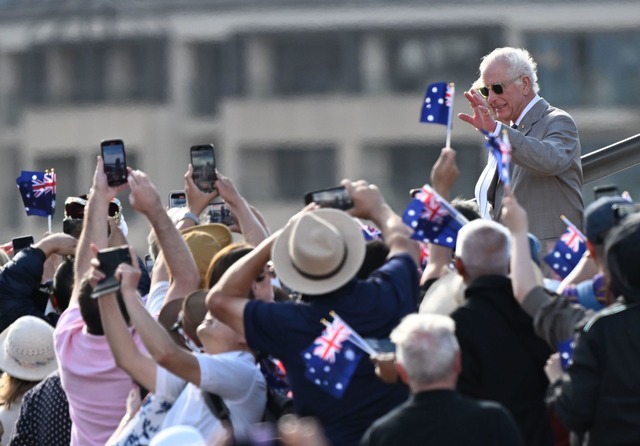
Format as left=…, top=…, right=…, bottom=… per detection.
left=158, top=290, right=209, bottom=349
left=0, top=316, right=58, bottom=381
left=180, top=224, right=233, bottom=287
left=271, top=209, right=366, bottom=295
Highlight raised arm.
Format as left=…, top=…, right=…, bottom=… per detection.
left=422, top=147, right=459, bottom=283
left=345, top=180, right=420, bottom=265
left=93, top=247, right=157, bottom=392
left=214, top=171, right=269, bottom=246
left=114, top=248, right=202, bottom=386
left=71, top=156, right=128, bottom=308
left=207, top=231, right=280, bottom=336
left=128, top=169, right=200, bottom=302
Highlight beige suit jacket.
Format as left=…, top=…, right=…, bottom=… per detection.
left=492, top=98, right=584, bottom=242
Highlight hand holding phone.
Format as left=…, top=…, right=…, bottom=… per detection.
left=101, top=139, right=128, bottom=187
left=304, top=186, right=354, bottom=210
left=12, top=235, right=34, bottom=255
left=190, top=144, right=217, bottom=193
left=91, top=245, right=133, bottom=298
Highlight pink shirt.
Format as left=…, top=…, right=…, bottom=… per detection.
left=54, top=306, right=145, bottom=446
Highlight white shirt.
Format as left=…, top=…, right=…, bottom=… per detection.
left=155, top=351, right=266, bottom=442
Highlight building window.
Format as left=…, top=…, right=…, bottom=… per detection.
left=527, top=31, right=640, bottom=107
left=387, top=28, right=501, bottom=93
left=240, top=146, right=337, bottom=201
left=273, top=32, right=359, bottom=96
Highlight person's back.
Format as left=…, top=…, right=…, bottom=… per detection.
left=548, top=212, right=640, bottom=445
left=450, top=219, right=552, bottom=445
left=360, top=313, right=523, bottom=446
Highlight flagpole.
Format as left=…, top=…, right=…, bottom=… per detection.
left=424, top=184, right=469, bottom=227
left=47, top=215, right=52, bottom=233
left=445, top=82, right=455, bottom=148
left=560, top=215, right=587, bottom=240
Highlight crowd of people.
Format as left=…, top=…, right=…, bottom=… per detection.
left=0, top=46, right=638, bottom=446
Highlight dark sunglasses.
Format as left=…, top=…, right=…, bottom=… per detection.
left=477, top=76, right=522, bottom=97
left=64, top=195, right=121, bottom=219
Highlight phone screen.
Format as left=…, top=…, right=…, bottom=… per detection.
left=304, top=186, right=354, bottom=210
left=191, top=145, right=216, bottom=192
left=208, top=201, right=235, bottom=226
left=101, top=139, right=128, bottom=187
left=12, top=235, right=34, bottom=255
left=169, top=191, right=187, bottom=208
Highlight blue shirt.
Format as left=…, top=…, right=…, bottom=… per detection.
left=244, top=253, right=419, bottom=446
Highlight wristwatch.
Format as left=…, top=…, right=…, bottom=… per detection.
left=179, top=210, right=200, bottom=226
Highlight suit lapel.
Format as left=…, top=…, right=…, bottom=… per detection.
left=519, top=98, right=549, bottom=136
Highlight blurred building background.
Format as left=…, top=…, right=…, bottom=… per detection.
left=0, top=0, right=639, bottom=250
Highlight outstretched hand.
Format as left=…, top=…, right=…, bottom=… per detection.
left=430, top=147, right=459, bottom=198
left=91, top=156, right=130, bottom=202
left=457, top=89, right=498, bottom=133
left=128, top=170, right=163, bottom=217
left=184, top=163, right=219, bottom=215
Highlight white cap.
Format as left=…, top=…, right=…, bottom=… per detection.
left=150, top=425, right=206, bottom=446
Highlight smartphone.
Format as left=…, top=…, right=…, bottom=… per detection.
left=101, top=139, right=128, bottom=187
left=12, top=235, right=34, bottom=255
left=208, top=201, right=235, bottom=226
left=593, top=184, right=620, bottom=200
left=190, top=144, right=216, bottom=193
left=304, top=186, right=354, bottom=210
left=365, top=337, right=396, bottom=353
left=92, top=245, right=133, bottom=298
left=169, top=190, right=187, bottom=208
left=612, top=203, right=640, bottom=224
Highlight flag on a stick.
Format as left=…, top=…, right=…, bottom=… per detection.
left=16, top=170, right=56, bottom=217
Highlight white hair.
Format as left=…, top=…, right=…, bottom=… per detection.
left=479, top=47, right=540, bottom=94
left=391, top=313, right=459, bottom=386
left=455, top=219, right=510, bottom=280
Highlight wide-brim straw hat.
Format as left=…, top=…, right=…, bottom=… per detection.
left=271, top=209, right=366, bottom=295
left=0, top=316, right=58, bottom=381
left=180, top=224, right=233, bottom=287
left=158, top=290, right=209, bottom=349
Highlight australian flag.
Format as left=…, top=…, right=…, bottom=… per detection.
left=420, top=82, right=452, bottom=126
left=543, top=224, right=587, bottom=279
left=301, top=317, right=363, bottom=399
left=403, top=185, right=466, bottom=249
left=483, top=130, right=512, bottom=186
left=16, top=170, right=56, bottom=217
left=359, top=220, right=382, bottom=241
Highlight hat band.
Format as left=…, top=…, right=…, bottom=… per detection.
left=290, top=244, right=348, bottom=282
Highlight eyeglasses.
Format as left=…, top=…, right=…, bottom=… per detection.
left=477, top=76, right=522, bottom=97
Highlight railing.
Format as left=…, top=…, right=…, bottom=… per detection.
left=582, top=133, right=640, bottom=184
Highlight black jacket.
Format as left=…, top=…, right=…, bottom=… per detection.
left=547, top=301, right=640, bottom=445
left=0, top=247, right=53, bottom=333
left=451, top=275, right=554, bottom=446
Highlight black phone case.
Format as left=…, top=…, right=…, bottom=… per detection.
left=91, top=246, right=132, bottom=298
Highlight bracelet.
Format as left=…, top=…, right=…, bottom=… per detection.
left=179, top=211, right=200, bottom=225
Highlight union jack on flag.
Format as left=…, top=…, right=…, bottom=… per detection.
left=301, top=314, right=364, bottom=399
left=483, top=129, right=512, bottom=186
left=403, top=185, right=467, bottom=249
left=420, top=82, right=453, bottom=126
left=16, top=170, right=57, bottom=217
left=543, top=219, right=587, bottom=279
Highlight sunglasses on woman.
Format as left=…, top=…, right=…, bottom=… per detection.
left=477, top=76, right=522, bottom=97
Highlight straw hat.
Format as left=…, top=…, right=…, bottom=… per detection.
left=149, top=425, right=206, bottom=446
left=158, top=290, right=209, bottom=349
left=271, top=209, right=366, bottom=295
left=180, top=224, right=233, bottom=287
left=0, top=316, right=58, bottom=381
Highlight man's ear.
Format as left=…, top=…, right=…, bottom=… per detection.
left=395, top=362, right=410, bottom=386
left=454, top=257, right=465, bottom=277
left=586, top=240, right=596, bottom=258
left=453, top=351, right=462, bottom=375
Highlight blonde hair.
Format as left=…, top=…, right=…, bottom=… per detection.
left=0, top=373, right=38, bottom=409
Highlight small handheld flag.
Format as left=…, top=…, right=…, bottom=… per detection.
left=543, top=216, right=587, bottom=279
left=402, top=185, right=468, bottom=248
left=301, top=312, right=374, bottom=399
left=483, top=129, right=512, bottom=186
left=420, top=82, right=455, bottom=148
left=16, top=170, right=56, bottom=218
